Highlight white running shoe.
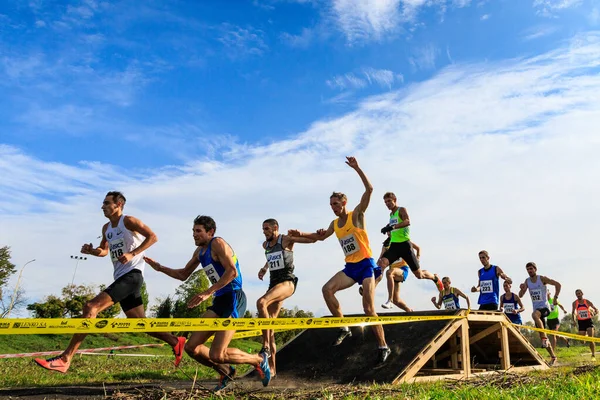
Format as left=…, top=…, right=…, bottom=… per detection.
left=381, top=301, right=393, bottom=309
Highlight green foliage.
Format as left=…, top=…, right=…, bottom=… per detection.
left=27, top=283, right=121, bottom=318
left=274, top=306, right=314, bottom=345
left=151, top=270, right=211, bottom=318
left=0, top=246, right=16, bottom=288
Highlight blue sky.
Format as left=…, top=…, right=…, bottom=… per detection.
left=1, top=0, right=596, bottom=168
left=2, top=0, right=600, bottom=317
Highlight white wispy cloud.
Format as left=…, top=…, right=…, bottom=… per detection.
left=480, top=13, right=490, bottom=20
left=522, top=25, right=559, bottom=41
left=3, top=32, right=600, bottom=319
left=280, top=27, right=315, bottom=48
left=218, top=23, right=269, bottom=58
left=408, top=43, right=439, bottom=70
left=534, top=0, right=584, bottom=16
left=329, top=0, right=473, bottom=44
left=327, top=68, right=402, bottom=91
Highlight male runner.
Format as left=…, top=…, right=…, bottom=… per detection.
left=378, top=192, right=443, bottom=292
left=499, top=281, right=525, bottom=325
left=518, top=262, right=561, bottom=365
left=144, top=215, right=270, bottom=391
left=431, top=276, right=470, bottom=310
left=288, top=157, right=391, bottom=364
left=380, top=234, right=416, bottom=311
left=572, top=289, right=598, bottom=361
left=546, top=291, right=570, bottom=350
left=256, top=218, right=315, bottom=376
left=471, top=250, right=512, bottom=311
left=34, top=191, right=186, bottom=373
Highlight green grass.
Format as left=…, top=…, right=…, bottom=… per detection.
left=0, top=333, right=262, bottom=388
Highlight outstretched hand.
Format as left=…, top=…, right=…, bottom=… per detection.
left=345, top=156, right=359, bottom=169
left=287, top=229, right=301, bottom=237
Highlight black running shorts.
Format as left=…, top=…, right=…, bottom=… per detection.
left=382, top=241, right=420, bottom=271
left=578, top=319, right=594, bottom=332
left=103, top=269, right=144, bottom=312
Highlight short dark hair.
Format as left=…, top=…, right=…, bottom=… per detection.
left=330, top=192, right=347, bottom=202
left=106, top=191, right=126, bottom=206
left=193, top=215, right=216, bottom=233
left=383, top=192, right=396, bottom=200
left=263, top=218, right=279, bottom=227
left=526, top=261, right=537, bottom=270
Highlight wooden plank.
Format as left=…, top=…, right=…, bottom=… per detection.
left=470, top=323, right=501, bottom=345
left=467, top=313, right=506, bottom=322
left=395, top=320, right=462, bottom=384
left=451, top=332, right=459, bottom=369
left=436, top=345, right=460, bottom=361
left=504, top=323, right=548, bottom=368
left=500, top=324, right=510, bottom=370
left=460, top=319, right=471, bottom=377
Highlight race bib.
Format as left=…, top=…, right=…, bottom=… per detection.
left=266, top=251, right=285, bottom=271
left=109, top=238, right=126, bottom=263
left=480, top=280, right=493, bottom=294
left=530, top=289, right=542, bottom=302
left=504, top=303, right=515, bottom=314
left=389, top=217, right=399, bottom=231
left=339, top=234, right=360, bottom=257
left=443, top=298, right=457, bottom=310
left=202, top=263, right=221, bottom=285
left=578, top=309, right=590, bottom=319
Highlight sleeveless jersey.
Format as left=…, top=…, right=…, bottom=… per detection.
left=264, top=235, right=295, bottom=284
left=548, top=298, right=560, bottom=319
left=502, top=292, right=522, bottom=323
left=477, top=265, right=499, bottom=305
left=198, top=237, right=243, bottom=297
left=526, top=276, right=548, bottom=310
left=389, top=208, right=410, bottom=243
left=576, top=300, right=592, bottom=321
left=442, top=288, right=460, bottom=310
left=105, top=215, right=146, bottom=280
left=334, top=211, right=372, bottom=263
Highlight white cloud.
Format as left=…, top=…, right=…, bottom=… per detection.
left=480, top=13, right=490, bottom=20
left=329, top=0, right=473, bottom=44
left=218, top=23, right=269, bottom=58
left=522, top=25, right=559, bottom=41
left=280, top=27, right=315, bottom=48
left=3, top=32, right=600, bottom=321
left=409, top=43, right=439, bottom=70
left=327, top=68, right=402, bottom=91
left=534, top=0, right=584, bottom=16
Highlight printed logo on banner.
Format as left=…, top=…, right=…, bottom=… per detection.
left=13, top=322, right=47, bottom=329
left=222, top=319, right=231, bottom=327
left=232, top=321, right=245, bottom=327
left=306, top=319, right=313, bottom=325
left=134, top=320, right=147, bottom=330
left=169, top=321, right=191, bottom=327
left=248, top=320, right=256, bottom=327
left=95, top=320, right=108, bottom=329
left=150, top=321, right=169, bottom=328
left=111, top=321, right=131, bottom=329
left=78, top=320, right=91, bottom=330
left=0, top=322, right=10, bottom=329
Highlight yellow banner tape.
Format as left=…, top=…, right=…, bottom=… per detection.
left=0, top=315, right=462, bottom=335
left=515, top=323, right=600, bottom=343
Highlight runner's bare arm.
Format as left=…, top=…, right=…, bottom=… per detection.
left=495, top=266, right=512, bottom=284
left=144, top=248, right=201, bottom=281
left=587, top=300, right=599, bottom=314
left=346, top=156, right=373, bottom=216
left=516, top=296, right=525, bottom=313
left=471, top=278, right=480, bottom=293
left=431, top=293, right=442, bottom=309
left=258, top=262, right=268, bottom=281
left=288, top=221, right=334, bottom=241
left=394, top=207, right=410, bottom=229
left=120, top=216, right=158, bottom=264
left=286, top=234, right=317, bottom=245
left=82, top=224, right=109, bottom=257
left=572, top=301, right=577, bottom=323
left=455, top=288, right=471, bottom=309
left=541, top=276, right=561, bottom=299
left=499, top=295, right=505, bottom=310
left=559, top=303, right=568, bottom=313
left=410, top=241, right=421, bottom=258
left=518, top=281, right=528, bottom=298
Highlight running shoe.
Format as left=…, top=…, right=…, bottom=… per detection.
left=381, top=300, right=394, bottom=309
left=378, top=347, right=392, bottom=364
left=34, top=355, right=70, bottom=373
left=566, top=340, right=571, bottom=348
left=255, top=352, right=271, bottom=387
left=541, top=337, right=549, bottom=348
left=213, top=365, right=236, bottom=392
left=333, top=328, right=352, bottom=346
left=549, top=356, right=557, bottom=366
left=173, top=336, right=186, bottom=367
